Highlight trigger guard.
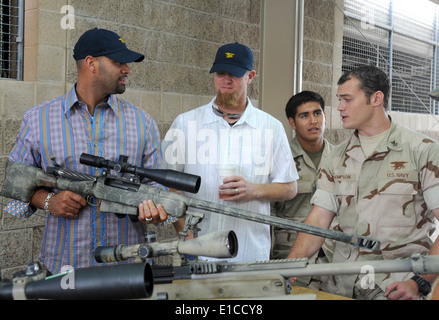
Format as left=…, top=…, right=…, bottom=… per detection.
left=86, top=195, right=100, bottom=207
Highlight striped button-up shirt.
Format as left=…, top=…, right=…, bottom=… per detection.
left=7, top=85, right=173, bottom=273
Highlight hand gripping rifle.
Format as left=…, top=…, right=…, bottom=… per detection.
left=0, top=154, right=381, bottom=250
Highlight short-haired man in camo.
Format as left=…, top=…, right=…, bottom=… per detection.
left=288, top=65, right=439, bottom=300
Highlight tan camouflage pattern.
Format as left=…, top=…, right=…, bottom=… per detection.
left=314, top=119, right=439, bottom=299
left=272, top=138, right=335, bottom=259
left=272, top=138, right=335, bottom=289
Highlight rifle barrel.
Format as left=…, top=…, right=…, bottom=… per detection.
left=190, top=254, right=439, bottom=280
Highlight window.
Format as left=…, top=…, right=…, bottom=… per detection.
left=1, top=0, right=23, bottom=80
left=342, top=0, right=439, bottom=114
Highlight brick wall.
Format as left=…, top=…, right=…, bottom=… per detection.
left=0, top=0, right=261, bottom=278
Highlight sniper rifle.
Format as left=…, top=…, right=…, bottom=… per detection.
left=147, top=253, right=439, bottom=300
left=0, top=154, right=381, bottom=250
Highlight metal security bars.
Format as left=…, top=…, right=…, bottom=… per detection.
left=342, top=0, right=439, bottom=115
left=1, top=0, right=23, bottom=80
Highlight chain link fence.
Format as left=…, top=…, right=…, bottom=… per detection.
left=342, top=0, right=439, bottom=115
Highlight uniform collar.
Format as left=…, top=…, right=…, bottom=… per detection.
left=350, top=116, right=401, bottom=152
left=347, top=116, right=401, bottom=162
left=291, top=137, right=328, bottom=169
left=385, top=118, right=403, bottom=151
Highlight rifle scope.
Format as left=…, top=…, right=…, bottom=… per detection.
left=94, top=230, right=238, bottom=263
left=80, top=153, right=201, bottom=194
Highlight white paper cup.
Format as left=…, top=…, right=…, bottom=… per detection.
left=217, top=165, right=236, bottom=198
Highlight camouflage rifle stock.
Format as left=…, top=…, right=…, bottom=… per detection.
left=0, top=156, right=381, bottom=250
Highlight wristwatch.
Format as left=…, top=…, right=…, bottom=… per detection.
left=411, top=275, right=432, bottom=296
left=44, top=192, right=55, bottom=214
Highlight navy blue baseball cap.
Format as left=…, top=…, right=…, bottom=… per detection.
left=209, top=42, right=254, bottom=78
left=73, top=28, right=144, bottom=63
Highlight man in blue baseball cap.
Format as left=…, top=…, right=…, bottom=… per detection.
left=209, top=42, right=255, bottom=114
left=73, top=27, right=144, bottom=63
left=73, top=28, right=145, bottom=98
left=162, top=42, right=298, bottom=262
left=209, top=42, right=254, bottom=78
left=6, top=28, right=177, bottom=273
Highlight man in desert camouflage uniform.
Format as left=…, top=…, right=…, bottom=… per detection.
left=288, top=65, right=439, bottom=300
left=271, top=91, right=334, bottom=289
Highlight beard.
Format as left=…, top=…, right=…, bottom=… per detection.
left=215, top=91, right=239, bottom=108
left=115, top=82, right=126, bottom=94
left=97, top=58, right=127, bottom=95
